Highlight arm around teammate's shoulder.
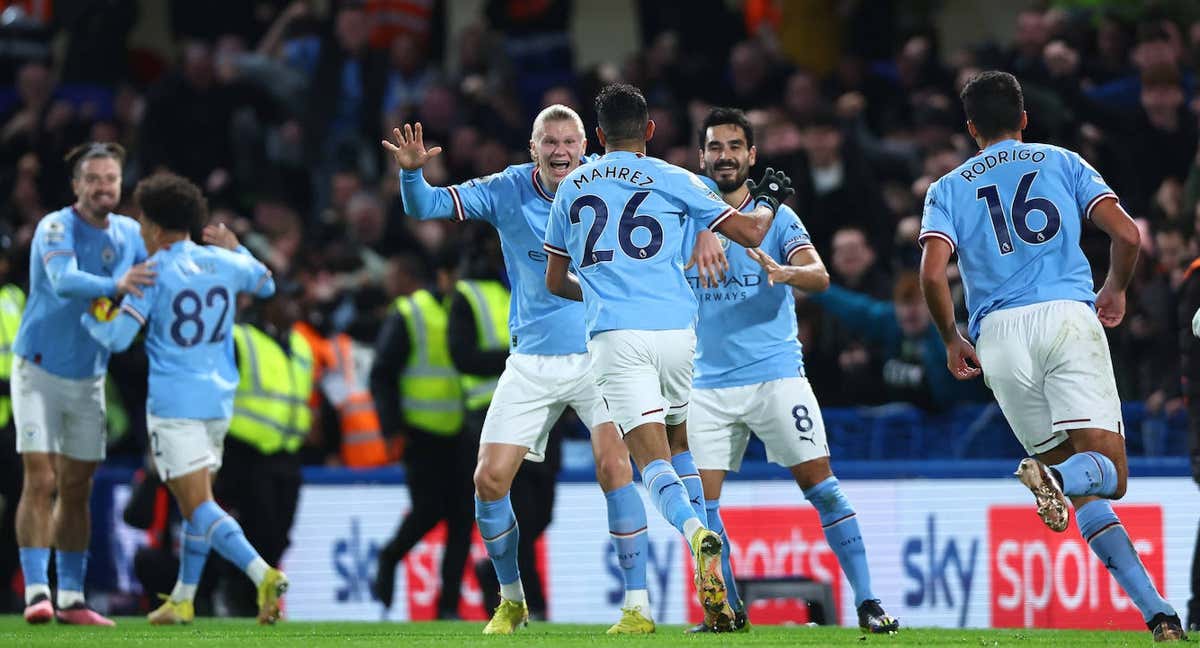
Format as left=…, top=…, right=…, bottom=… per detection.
left=35, top=216, right=121, bottom=298
left=715, top=203, right=775, bottom=248
left=713, top=167, right=796, bottom=248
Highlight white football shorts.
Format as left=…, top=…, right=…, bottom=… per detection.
left=690, top=377, right=829, bottom=471
left=13, top=357, right=107, bottom=461
left=976, top=299, right=1124, bottom=455
left=480, top=352, right=611, bottom=462
left=586, top=329, right=696, bottom=434
left=146, top=414, right=231, bottom=481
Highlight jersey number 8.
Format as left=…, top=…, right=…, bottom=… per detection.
left=569, top=191, right=664, bottom=267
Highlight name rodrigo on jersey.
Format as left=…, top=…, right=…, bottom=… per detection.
left=959, top=147, right=1047, bottom=182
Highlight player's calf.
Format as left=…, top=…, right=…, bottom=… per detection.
left=1076, top=498, right=1178, bottom=637
left=1057, top=428, right=1128, bottom=499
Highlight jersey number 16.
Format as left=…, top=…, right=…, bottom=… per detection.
left=976, top=170, right=1061, bottom=255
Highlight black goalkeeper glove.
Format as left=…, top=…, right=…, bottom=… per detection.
left=746, top=167, right=794, bottom=212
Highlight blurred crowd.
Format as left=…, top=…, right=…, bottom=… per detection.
left=3, top=0, right=1200, bottom=462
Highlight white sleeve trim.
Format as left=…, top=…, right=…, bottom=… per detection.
left=918, top=231, right=956, bottom=254
left=1085, top=192, right=1118, bottom=220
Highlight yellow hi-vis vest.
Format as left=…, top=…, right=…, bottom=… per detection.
left=455, top=279, right=510, bottom=411
left=229, top=325, right=314, bottom=454
left=394, top=290, right=463, bottom=435
left=0, top=285, right=24, bottom=428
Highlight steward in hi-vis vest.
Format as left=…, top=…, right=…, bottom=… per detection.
left=214, top=284, right=312, bottom=617
left=368, top=251, right=473, bottom=618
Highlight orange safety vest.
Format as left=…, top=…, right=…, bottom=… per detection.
left=325, top=334, right=390, bottom=468
left=1185, top=257, right=1200, bottom=281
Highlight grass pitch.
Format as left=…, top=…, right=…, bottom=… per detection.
left=0, top=617, right=1167, bottom=646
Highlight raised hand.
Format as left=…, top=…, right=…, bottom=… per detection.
left=746, top=167, right=795, bottom=212
left=202, top=222, right=239, bottom=251
left=382, top=122, right=443, bottom=171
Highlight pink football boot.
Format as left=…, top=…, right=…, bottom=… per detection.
left=55, top=602, right=116, bottom=626
left=23, top=595, right=53, bottom=624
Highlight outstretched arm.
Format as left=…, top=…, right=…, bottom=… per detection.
left=384, top=122, right=478, bottom=222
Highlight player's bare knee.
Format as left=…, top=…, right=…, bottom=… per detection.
left=790, top=457, right=833, bottom=491
left=595, top=452, right=632, bottom=492
left=473, top=462, right=508, bottom=501
left=55, top=469, right=94, bottom=502
left=666, top=423, right=689, bottom=455
left=22, top=467, right=56, bottom=502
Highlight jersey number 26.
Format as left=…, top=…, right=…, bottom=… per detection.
left=569, top=191, right=663, bottom=267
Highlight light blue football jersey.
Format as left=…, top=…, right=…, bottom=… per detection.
left=683, top=194, right=813, bottom=388
left=920, top=139, right=1116, bottom=339
left=400, top=159, right=600, bottom=355
left=15, top=207, right=146, bottom=379
left=83, top=241, right=275, bottom=420
left=543, top=151, right=737, bottom=337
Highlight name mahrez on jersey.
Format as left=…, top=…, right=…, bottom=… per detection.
left=572, top=164, right=655, bottom=190
left=959, top=147, right=1047, bottom=182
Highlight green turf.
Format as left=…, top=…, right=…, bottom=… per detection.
left=0, top=617, right=1170, bottom=647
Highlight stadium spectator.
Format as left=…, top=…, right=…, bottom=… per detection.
left=809, top=272, right=990, bottom=410
left=791, top=109, right=892, bottom=254
left=286, top=0, right=388, bottom=201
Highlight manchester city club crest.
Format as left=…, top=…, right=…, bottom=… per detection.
left=101, top=246, right=116, bottom=264
left=715, top=232, right=731, bottom=250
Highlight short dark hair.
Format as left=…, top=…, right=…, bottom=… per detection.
left=960, top=71, right=1024, bottom=139
left=700, top=107, right=754, bottom=148
left=594, top=83, right=648, bottom=144
left=64, top=142, right=126, bottom=179
left=133, top=172, right=209, bottom=233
